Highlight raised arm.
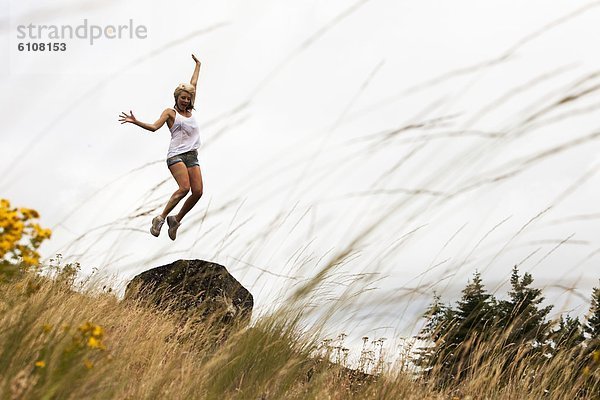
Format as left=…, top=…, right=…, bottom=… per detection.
left=119, top=108, right=172, bottom=132
left=190, top=54, right=201, bottom=90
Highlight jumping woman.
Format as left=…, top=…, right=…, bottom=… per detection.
left=119, top=54, right=203, bottom=240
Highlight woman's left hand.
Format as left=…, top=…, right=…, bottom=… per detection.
left=192, top=54, right=201, bottom=64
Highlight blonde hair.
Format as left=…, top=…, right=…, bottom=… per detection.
left=173, top=83, right=196, bottom=111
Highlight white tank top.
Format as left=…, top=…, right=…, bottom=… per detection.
left=167, top=108, right=201, bottom=158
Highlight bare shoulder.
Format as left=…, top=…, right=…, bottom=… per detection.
left=163, top=108, right=175, bottom=119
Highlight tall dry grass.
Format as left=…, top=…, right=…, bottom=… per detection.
left=1, top=269, right=598, bottom=399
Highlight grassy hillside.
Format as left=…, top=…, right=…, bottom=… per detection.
left=1, top=269, right=598, bottom=400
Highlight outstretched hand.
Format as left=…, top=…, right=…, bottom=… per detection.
left=192, top=54, right=200, bottom=64
left=119, top=110, right=137, bottom=124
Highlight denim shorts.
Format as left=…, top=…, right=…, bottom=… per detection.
left=166, top=150, right=200, bottom=168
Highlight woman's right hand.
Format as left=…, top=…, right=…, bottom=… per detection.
left=119, top=110, right=137, bottom=124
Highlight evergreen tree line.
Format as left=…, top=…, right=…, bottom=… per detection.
left=416, top=266, right=600, bottom=387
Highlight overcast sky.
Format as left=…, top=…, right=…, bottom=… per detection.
left=2, top=0, right=600, bottom=345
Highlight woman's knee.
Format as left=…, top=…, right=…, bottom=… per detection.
left=177, top=186, right=191, bottom=197
left=191, top=187, right=203, bottom=198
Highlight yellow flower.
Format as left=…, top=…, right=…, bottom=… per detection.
left=87, top=336, right=101, bottom=348
left=83, top=359, right=94, bottom=369
left=19, top=208, right=36, bottom=219
left=0, top=241, right=10, bottom=252
left=22, top=255, right=40, bottom=266
left=3, top=233, right=17, bottom=245
left=87, top=335, right=106, bottom=350
left=593, top=350, right=600, bottom=364
left=1, top=200, right=50, bottom=270
left=35, top=361, right=46, bottom=368
left=42, top=324, right=53, bottom=334
left=13, top=220, right=24, bottom=231
left=78, top=322, right=93, bottom=334
left=32, top=224, right=51, bottom=240
left=91, top=325, right=103, bottom=338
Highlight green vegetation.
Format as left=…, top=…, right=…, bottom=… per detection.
left=417, top=268, right=600, bottom=397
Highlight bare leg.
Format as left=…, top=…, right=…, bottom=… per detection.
left=176, top=166, right=203, bottom=222
left=161, top=162, right=191, bottom=219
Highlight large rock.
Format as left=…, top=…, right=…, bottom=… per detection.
left=124, top=259, right=253, bottom=325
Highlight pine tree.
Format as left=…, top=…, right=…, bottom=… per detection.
left=498, top=266, right=553, bottom=345
left=584, top=282, right=600, bottom=341
left=454, top=271, right=496, bottom=340
left=417, top=272, right=498, bottom=382
left=552, top=315, right=585, bottom=350
left=419, top=293, right=454, bottom=341
left=415, top=293, right=454, bottom=370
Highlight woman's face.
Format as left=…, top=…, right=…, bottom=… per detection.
left=177, top=91, right=192, bottom=110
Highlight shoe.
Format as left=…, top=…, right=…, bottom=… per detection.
left=167, top=215, right=181, bottom=241
left=150, top=216, right=165, bottom=237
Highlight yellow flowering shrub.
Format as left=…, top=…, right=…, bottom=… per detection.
left=0, top=198, right=52, bottom=274
left=29, top=321, right=109, bottom=393
left=76, top=322, right=106, bottom=351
